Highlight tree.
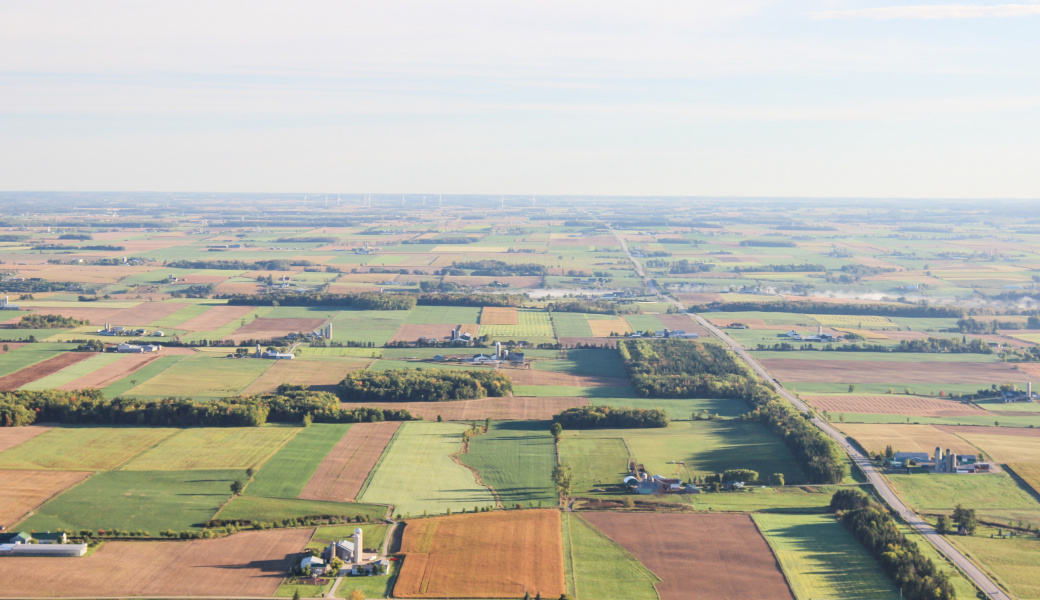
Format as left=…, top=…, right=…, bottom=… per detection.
left=884, top=445, right=894, bottom=460
left=348, top=590, right=366, bottom=600
left=936, top=514, right=951, bottom=534
left=771, top=473, right=785, bottom=486
left=230, top=480, right=244, bottom=495
left=549, top=422, right=563, bottom=442
left=829, top=488, right=870, bottom=513
left=952, top=504, right=978, bottom=534
left=848, top=384, right=855, bottom=393
left=292, top=589, right=301, bottom=600
left=552, top=464, right=572, bottom=498
left=246, top=467, right=255, bottom=478
left=329, top=557, right=345, bottom=573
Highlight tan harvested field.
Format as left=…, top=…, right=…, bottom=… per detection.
left=934, top=426, right=1040, bottom=463
left=588, top=317, right=632, bottom=337
left=339, top=396, right=588, bottom=421
left=506, top=369, right=631, bottom=389
left=0, top=469, right=91, bottom=528
left=480, top=306, right=518, bottom=325
left=558, top=336, right=619, bottom=348
left=0, top=425, right=52, bottom=453
left=55, top=349, right=194, bottom=391
left=935, top=425, right=1040, bottom=438
left=881, top=331, right=933, bottom=341
left=656, top=313, right=710, bottom=336
left=213, top=281, right=263, bottom=295
left=582, top=512, right=794, bottom=600
left=225, top=317, right=328, bottom=342
left=0, top=352, right=96, bottom=391
left=804, top=394, right=989, bottom=417
left=300, top=421, right=400, bottom=502
left=390, top=323, right=479, bottom=343
left=31, top=265, right=159, bottom=284
left=838, top=424, right=976, bottom=455
left=395, top=509, right=565, bottom=599
left=762, top=358, right=1032, bottom=384
left=177, top=304, right=256, bottom=332
left=109, top=301, right=187, bottom=324
left=241, top=358, right=370, bottom=395
left=548, top=235, right=618, bottom=246
left=0, top=528, right=311, bottom=598
left=11, top=305, right=123, bottom=323
left=705, top=317, right=802, bottom=331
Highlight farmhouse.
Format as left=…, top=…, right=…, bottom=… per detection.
left=300, top=555, right=325, bottom=575
left=1001, top=383, right=1035, bottom=403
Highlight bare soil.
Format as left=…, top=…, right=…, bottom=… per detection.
left=177, top=304, right=256, bottom=332
left=0, top=469, right=92, bottom=528
left=803, top=394, right=989, bottom=417
left=0, top=352, right=96, bottom=391
left=299, top=421, right=401, bottom=502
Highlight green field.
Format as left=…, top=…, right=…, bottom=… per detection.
left=181, top=306, right=272, bottom=342
left=100, top=354, right=189, bottom=398
left=948, top=525, right=1040, bottom=600
left=478, top=308, right=555, bottom=338
left=533, top=348, right=626, bottom=377
left=887, top=473, right=1040, bottom=510
left=19, top=352, right=126, bottom=390
left=563, top=513, right=660, bottom=600
left=689, top=485, right=839, bottom=513
left=754, top=513, right=900, bottom=600
left=357, top=421, right=496, bottom=516
left=19, top=469, right=242, bottom=532
left=126, top=354, right=273, bottom=398
left=215, top=495, right=387, bottom=524
left=0, top=426, right=177, bottom=470
left=246, top=423, right=351, bottom=498
left=459, top=421, right=558, bottom=508
left=331, top=310, right=408, bottom=345
left=513, top=384, right=633, bottom=398
left=0, top=343, right=80, bottom=377
left=406, top=305, right=480, bottom=324
left=559, top=436, right=630, bottom=495
left=551, top=312, right=594, bottom=337
left=123, top=426, right=299, bottom=471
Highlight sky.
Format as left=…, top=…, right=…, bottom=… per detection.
left=1, top=0, right=1038, bottom=198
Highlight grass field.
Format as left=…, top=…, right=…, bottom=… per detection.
left=0, top=344, right=79, bottom=378
left=459, top=421, right=557, bottom=508
left=559, top=436, right=630, bottom=495
left=754, top=513, right=900, bottom=600
left=563, top=513, right=660, bottom=600
left=405, top=305, right=480, bottom=324
left=478, top=308, right=555, bottom=338
left=246, top=424, right=351, bottom=498
left=887, top=473, right=1040, bottom=510
left=357, top=421, right=496, bottom=516
left=0, top=426, right=177, bottom=470
left=532, top=348, right=626, bottom=377
left=19, top=469, right=242, bottom=532
left=551, top=312, right=594, bottom=337
left=215, top=495, right=387, bottom=524
left=949, top=525, right=1040, bottom=600
left=18, top=352, right=126, bottom=390
left=100, top=354, right=189, bottom=398
left=123, top=426, right=299, bottom=470
left=811, top=314, right=902, bottom=330
left=512, top=384, right=632, bottom=397
left=126, top=354, right=273, bottom=398
left=331, top=310, right=408, bottom=345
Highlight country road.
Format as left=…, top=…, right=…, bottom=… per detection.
left=607, top=223, right=1008, bottom=600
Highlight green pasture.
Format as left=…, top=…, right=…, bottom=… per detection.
left=896, top=524, right=977, bottom=599
left=407, top=305, right=480, bottom=324
left=330, top=310, right=408, bottom=345
left=887, top=473, right=1040, bottom=510
left=19, top=352, right=126, bottom=390
left=888, top=317, right=962, bottom=331
left=591, top=397, right=749, bottom=420
left=533, top=348, right=626, bottom=377
left=785, top=382, right=987, bottom=396
left=459, top=421, right=558, bottom=508
left=126, top=354, right=273, bottom=398
left=0, top=328, right=68, bottom=341
left=551, top=312, right=594, bottom=337
left=310, top=523, right=388, bottom=551
left=690, top=485, right=838, bottom=513
left=754, top=513, right=900, bottom=600
left=368, top=359, right=481, bottom=371
left=101, top=354, right=189, bottom=398
left=357, top=421, right=495, bottom=516
left=302, top=346, right=382, bottom=358
left=949, top=525, right=1040, bottom=600
left=179, top=306, right=273, bottom=342
left=0, top=343, right=79, bottom=377
left=563, top=513, right=660, bottom=600
left=976, top=398, right=1040, bottom=412
left=701, top=311, right=816, bottom=326
left=215, top=496, right=386, bottom=524
left=275, top=580, right=335, bottom=599
left=19, top=469, right=242, bottom=532
left=478, top=308, right=555, bottom=339
left=559, top=436, right=630, bottom=495
left=0, top=426, right=177, bottom=470
left=122, top=426, right=299, bottom=471
left=246, top=423, right=351, bottom=498
left=329, top=563, right=400, bottom=599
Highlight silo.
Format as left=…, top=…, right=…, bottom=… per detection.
left=353, top=527, right=363, bottom=566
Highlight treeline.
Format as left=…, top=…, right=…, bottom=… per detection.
left=547, top=300, right=618, bottom=315
left=552, top=405, right=668, bottom=429
left=58, top=233, right=92, bottom=240
left=220, top=292, right=416, bottom=310
left=416, top=293, right=527, bottom=307
left=14, top=314, right=87, bottom=329
left=957, top=316, right=1040, bottom=333
left=619, top=339, right=846, bottom=483
left=732, top=263, right=824, bottom=273
left=0, top=280, right=87, bottom=293
left=166, top=259, right=317, bottom=271
left=668, top=259, right=714, bottom=274
left=756, top=337, right=992, bottom=354
left=452, top=260, right=546, bottom=276
left=0, top=387, right=413, bottom=428
left=830, top=489, right=955, bottom=600
left=336, top=369, right=512, bottom=403
left=274, top=237, right=337, bottom=243
left=688, top=299, right=965, bottom=319
left=402, top=236, right=478, bottom=244
left=739, top=239, right=796, bottom=247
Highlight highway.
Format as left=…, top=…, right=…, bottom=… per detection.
left=607, top=224, right=1008, bottom=600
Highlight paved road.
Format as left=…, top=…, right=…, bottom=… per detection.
left=607, top=223, right=1007, bottom=599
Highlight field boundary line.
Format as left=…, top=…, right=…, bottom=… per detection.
left=749, top=514, right=799, bottom=600
left=1000, top=464, right=1040, bottom=503
left=235, top=360, right=278, bottom=398
left=10, top=470, right=95, bottom=529
left=452, top=430, right=503, bottom=509
left=241, top=425, right=305, bottom=495
left=562, top=513, right=578, bottom=598
left=302, top=423, right=364, bottom=500
left=110, top=353, right=190, bottom=397
left=355, top=422, right=404, bottom=501
left=573, top=512, right=663, bottom=593
left=111, top=427, right=181, bottom=471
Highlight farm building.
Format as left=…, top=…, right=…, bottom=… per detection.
left=934, top=447, right=984, bottom=473
left=1001, top=384, right=1036, bottom=403
left=625, top=473, right=698, bottom=495
left=116, top=343, right=161, bottom=353
left=0, top=295, right=18, bottom=310
left=0, top=543, right=88, bottom=557
left=300, top=555, right=325, bottom=575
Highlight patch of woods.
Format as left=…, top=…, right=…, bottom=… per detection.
left=552, top=405, right=668, bottom=429
left=450, top=259, right=547, bottom=276
left=220, top=291, right=416, bottom=310
left=757, top=336, right=993, bottom=354
left=166, top=259, right=319, bottom=270
left=619, top=339, right=846, bottom=484
left=732, top=263, right=825, bottom=273
left=0, top=386, right=413, bottom=428
left=957, top=315, right=1040, bottom=333
left=686, top=299, right=966, bottom=319
left=13, top=314, right=86, bottom=329
left=829, top=489, right=955, bottom=600
left=336, top=369, right=512, bottom=403
left=546, top=299, right=628, bottom=315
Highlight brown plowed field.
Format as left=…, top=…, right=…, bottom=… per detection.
left=582, top=512, right=795, bottom=600
left=177, top=304, right=256, bottom=332
left=395, top=509, right=565, bottom=599
left=339, top=396, right=588, bottom=421
left=390, top=323, right=479, bottom=343
left=588, top=318, right=632, bottom=337
left=507, top=369, right=632, bottom=389
left=56, top=350, right=193, bottom=390
left=0, top=352, right=96, bottom=391
left=559, top=336, right=619, bottom=348
left=480, top=306, right=518, bottom=325
left=0, top=469, right=91, bottom=528
left=0, top=528, right=311, bottom=598
left=657, top=313, right=710, bottom=336
left=0, top=425, right=51, bottom=453
left=761, top=358, right=1032, bottom=384
left=213, top=281, right=262, bottom=295
left=300, top=421, right=400, bottom=502
left=803, top=394, right=989, bottom=417
left=241, top=358, right=370, bottom=395
left=10, top=305, right=122, bottom=323
left=837, top=423, right=975, bottom=455
left=225, top=317, right=328, bottom=342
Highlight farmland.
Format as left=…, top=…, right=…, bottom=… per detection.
left=123, top=426, right=298, bottom=470
left=0, top=469, right=91, bottom=528
left=395, top=510, right=565, bottom=598
left=246, top=423, right=351, bottom=498
left=459, top=420, right=558, bottom=508
left=0, top=426, right=177, bottom=470
left=300, top=421, right=400, bottom=502
left=563, top=513, right=660, bottom=600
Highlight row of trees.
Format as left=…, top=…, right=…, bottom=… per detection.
left=756, top=336, right=992, bottom=354
left=220, top=291, right=416, bottom=310
left=684, top=299, right=966, bottom=318
left=336, top=369, right=512, bottom=403
left=452, top=259, right=546, bottom=276
left=552, top=405, right=668, bottom=429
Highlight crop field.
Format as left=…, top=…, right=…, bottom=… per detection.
left=357, top=421, right=495, bottom=516
left=389, top=322, right=479, bottom=343
left=241, top=357, right=370, bottom=394
left=0, top=426, right=177, bottom=470
left=563, top=513, right=659, bottom=600
left=950, top=528, right=1040, bottom=600
left=0, top=424, right=51, bottom=453
left=123, top=426, right=298, bottom=470
left=594, top=396, right=749, bottom=419
left=0, top=528, right=312, bottom=598
left=215, top=495, right=387, bottom=524
left=404, top=305, right=481, bottom=324
left=552, top=312, right=594, bottom=337
left=478, top=308, right=554, bottom=339
left=506, top=368, right=632, bottom=392
left=394, top=510, right=565, bottom=598
left=754, top=513, right=900, bottom=600
left=331, top=310, right=410, bottom=345
left=583, top=512, right=795, bottom=600
left=244, top=423, right=351, bottom=498
left=300, top=421, right=401, bottom=502
left=126, top=354, right=273, bottom=398
left=56, top=351, right=167, bottom=390
left=18, top=352, right=126, bottom=390
left=459, top=421, right=557, bottom=508
left=837, top=423, right=976, bottom=455
left=20, top=468, right=243, bottom=532
left=1006, top=463, right=1040, bottom=497
left=810, top=314, right=902, bottom=329
left=558, top=435, right=630, bottom=494
left=0, top=351, right=96, bottom=390
left=0, top=469, right=91, bottom=528
left=340, top=396, right=588, bottom=421
left=934, top=426, right=1040, bottom=463
left=224, top=316, right=327, bottom=342
left=804, top=394, right=989, bottom=417
left=533, top=348, right=627, bottom=377
left=588, top=317, right=632, bottom=337
left=0, top=345, right=79, bottom=378
left=100, top=354, right=188, bottom=398
left=887, top=473, right=1039, bottom=510
left=176, top=303, right=260, bottom=332
left=480, top=306, right=518, bottom=325
left=763, top=358, right=1032, bottom=385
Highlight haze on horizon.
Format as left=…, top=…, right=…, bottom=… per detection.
left=1, top=0, right=1038, bottom=199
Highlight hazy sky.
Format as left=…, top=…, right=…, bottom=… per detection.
left=1, top=1, right=1038, bottom=198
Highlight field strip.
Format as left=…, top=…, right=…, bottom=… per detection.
left=102, top=354, right=189, bottom=398
left=245, top=423, right=350, bottom=498
left=301, top=421, right=402, bottom=502
left=19, top=353, right=125, bottom=390
left=146, top=302, right=215, bottom=328
left=0, top=425, right=52, bottom=453
left=181, top=306, right=273, bottom=342
left=0, top=352, right=96, bottom=391
left=0, top=469, right=93, bottom=529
